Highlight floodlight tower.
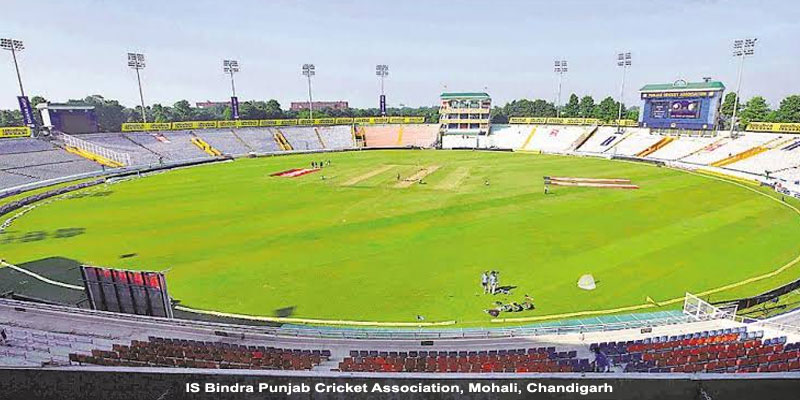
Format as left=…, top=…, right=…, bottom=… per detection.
left=223, top=59, right=239, bottom=97
left=223, top=59, right=240, bottom=119
left=127, top=52, right=147, bottom=123
left=554, top=59, right=567, bottom=117
left=1, top=38, right=26, bottom=97
left=376, top=64, right=389, bottom=116
left=302, top=64, right=315, bottom=119
left=616, top=52, right=632, bottom=132
left=730, top=38, right=757, bottom=133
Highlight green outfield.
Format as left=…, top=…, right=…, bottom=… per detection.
left=1, top=150, right=799, bottom=326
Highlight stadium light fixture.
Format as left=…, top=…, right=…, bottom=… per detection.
left=127, top=52, right=148, bottom=123
left=1, top=38, right=26, bottom=97
left=730, top=38, right=757, bottom=133
left=616, top=52, right=632, bottom=132
left=376, top=64, right=389, bottom=116
left=554, top=60, right=567, bottom=117
left=223, top=59, right=239, bottom=98
left=302, top=63, right=315, bottom=119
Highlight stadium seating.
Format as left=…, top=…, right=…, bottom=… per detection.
left=233, top=127, right=283, bottom=153
left=123, top=131, right=211, bottom=162
left=524, top=125, right=589, bottom=153
left=591, top=327, right=800, bottom=373
left=608, top=129, right=667, bottom=156
left=576, top=127, right=622, bottom=153
left=363, top=125, right=402, bottom=147
left=0, top=325, right=114, bottom=367
left=487, top=124, right=530, bottom=149
left=0, top=138, right=102, bottom=189
left=80, top=132, right=161, bottom=165
left=725, top=137, right=800, bottom=175
left=338, top=347, right=591, bottom=373
left=0, top=137, right=55, bottom=154
left=317, top=125, right=354, bottom=150
left=280, top=127, right=324, bottom=151
left=194, top=129, right=252, bottom=156
left=397, top=124, right=439, bottom=147
left=441, top=134, right=481, bottom=149
left=681, top=132, right=775, bottom=165
left=69, top=336, right=330, bottom=370
left=646, top=135, right=720, bottom=160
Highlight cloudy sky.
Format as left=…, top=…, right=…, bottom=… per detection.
left=1, top=0, right=798, bottom=110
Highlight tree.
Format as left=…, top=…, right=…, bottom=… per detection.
left=150, top=104, right=172, bottom=123
left=531, top=99, right=557, bottom=117
left=720, top=92, right=740, bottom=121
left=561, top=94, right=580, bottom=117
left=578, top=96, right=595, bottom=118
left=776, top=95, right=800, bottom=123
left=490, top=106, right=508, bottom=123
left=81, top=95, right=132, bottom=131
left=172, top=100, right=194, bottom=122
left=739, top=96, right=770, bottom=125
left=0, top=109, right=23, bottom=127
left=592, top=96, right=621, bottom=121
left=264, top=100, right=282, bottom=119
left=625, top=106, right=640, bottom=122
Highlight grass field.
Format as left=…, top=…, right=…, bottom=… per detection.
left=1, top=150, right=799, bottom=326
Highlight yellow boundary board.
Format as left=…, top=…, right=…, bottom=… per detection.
left=0, top=126, right=32, bottom=138
left=121, top=117, right=426, bottom=132
left=746, top=122, right=800, bottom=134
left=509, top=117, right=637, bottom=126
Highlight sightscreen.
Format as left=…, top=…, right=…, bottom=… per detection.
left=80, top=266, right=173, bottom=318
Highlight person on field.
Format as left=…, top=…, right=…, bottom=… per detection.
left=489, top=271, right=498, bottom=294
left=481, top=271, right=489, bottom=294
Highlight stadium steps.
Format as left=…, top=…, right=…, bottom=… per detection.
left=313, top=127, right=327, bottom=149
left=63, top=146, right=124, bottom=168
left=636, top=136, right=675, bottom=157
left=679, top=136, right=730, bottom=161
left=396, top=125, right=404, bottom=146
left=273, top=129, right=293, bottom=151
left=353, top=125, right=365, bottom=147
left=229, top=129, right=255, bottom=153
left=190, top=137, right=222, bottom=156
left=520, top=126, right=538, bottom=150
left=571, top=125, right=599, bottom=151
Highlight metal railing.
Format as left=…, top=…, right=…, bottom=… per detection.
left=61, top=133, right=131, bottom=166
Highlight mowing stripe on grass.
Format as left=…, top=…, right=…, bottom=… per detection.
left=342, top=164, right=394, bottom=186
left=395, top=165, right=440, bottom=188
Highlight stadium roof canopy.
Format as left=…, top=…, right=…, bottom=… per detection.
left=639, top=81, right=725, bottom=93
left=35, top=102, right=95, bottom=110
left=440, top=92, right=491, bottom=99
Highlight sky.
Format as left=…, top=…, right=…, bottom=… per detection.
left=1, top=0, right=799, bottom=110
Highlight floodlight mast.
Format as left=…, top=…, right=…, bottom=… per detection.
left=223, top=59, right=239, bottom=98
left=302, top=64, right=315, bottom=120
left=127, top=52, right=147, bottom=123
left=376, top=64, right=389, bottom=116
left=554, top=60, right=567, bottom=117
left=730, top=38, right=757, bottom=133
left=616, top=52, right=632, bottom=132
left=1, top=38, right=26, bottom=97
